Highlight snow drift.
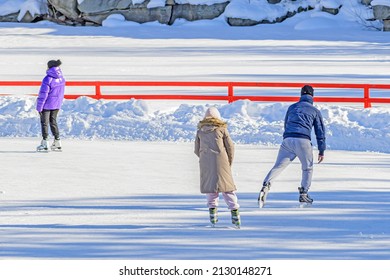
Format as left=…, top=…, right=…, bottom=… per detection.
left=2, top=96, right=389, bottom=153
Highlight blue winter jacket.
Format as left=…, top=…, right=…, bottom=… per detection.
left=283, top=94, right=326, bottom=155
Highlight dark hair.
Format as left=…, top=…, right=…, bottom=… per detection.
left=301, top=85, right=314, bottom=96
left=47, top=59, right=62, bottom=68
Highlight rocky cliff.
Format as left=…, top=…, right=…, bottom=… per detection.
left=0, top=0, right=388, bottom=31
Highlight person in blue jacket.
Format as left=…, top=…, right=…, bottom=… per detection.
left=258, top=85, right=326, bottom=208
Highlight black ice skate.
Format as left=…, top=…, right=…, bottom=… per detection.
left=231, top=209, right=241, bottom=229
left=258, top=182, right=271, bottom=208
left=298, top=187, right=313, bottom=208
left=209, top=208, right=218, bottom=226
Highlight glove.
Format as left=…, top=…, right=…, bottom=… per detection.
left=318, top=154, right=324, bottom=164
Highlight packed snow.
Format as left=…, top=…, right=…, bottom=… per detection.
left=1, top=96, right=390, bottom=153
left=0, top=2, right=390, bottom=278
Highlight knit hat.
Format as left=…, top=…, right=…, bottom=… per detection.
left=47, top=59, right=62, bottom=69
left=301, top=85, right=314, bottom=96
left=204, top=107, right=221, bottom=120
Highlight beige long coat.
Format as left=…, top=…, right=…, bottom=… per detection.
left=194, top=118, right=236, bottom=194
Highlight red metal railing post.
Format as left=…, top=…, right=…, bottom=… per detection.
left=95, top=82, right=102, bottom=99
left=364, top=85, right=371, bottom=108
left=228, top=83, right=234, bottom=103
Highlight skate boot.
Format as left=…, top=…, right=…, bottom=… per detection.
left=209, top=208, right=218, bottom=226
left=258, top=182, right=271, bottom=208
left=36, top=139, right=49, bottom=152
left=298, top=187, right=313, bottom=208
left=51, top=139, right=62, bottom=152
left=231, top=209, right=241, bottom=229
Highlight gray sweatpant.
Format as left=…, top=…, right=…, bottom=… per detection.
left=263, top=138, right=313, bottom=192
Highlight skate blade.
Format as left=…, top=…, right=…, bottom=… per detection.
left=299, top=202, right=312, bottom=208
left=36, top=149, right=49, bottom=153
left=258, top=192, right=266, bottom=208
left=51, top=148, right=62, bottom=152
left=208, top=224, right=240, bottom=230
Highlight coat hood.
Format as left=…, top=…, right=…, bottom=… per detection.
left=204, top=107, right=221, bottom=119
left=46, top=67, right=63, bottom=79
left=198, top=117, right=227, bottom=132
left=299, top=94, right=314, bottom=104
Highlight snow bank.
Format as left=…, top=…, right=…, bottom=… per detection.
left=2, top=96, right=389, bottom=153
left=320, top=0, right=341, bottom=9
left=224, top=0, right=311, bottom=22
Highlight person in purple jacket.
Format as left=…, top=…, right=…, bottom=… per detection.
left=36, top=59, right=66, bottom=152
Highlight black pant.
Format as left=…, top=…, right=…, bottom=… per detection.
left=40, top=109, right=60, bottom=140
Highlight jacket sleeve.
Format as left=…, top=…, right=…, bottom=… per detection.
left=194, top=130, right=200, bottom=157
left=36, top=77, right=51, bottom=112
left=284, top=106, right=291, bottom=131
left=314, top=111, right=326, bottom=155
left=223, top=128, right=234, bottom=165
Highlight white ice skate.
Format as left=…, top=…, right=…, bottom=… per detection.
left=231, top=209, right=241, bottom=229
left=209, top=208, right=218, bottom=227
left=51, top=139, right=62, bottom=152
left=36, top=139, right=49, bottom=152
left=258, top=183, right=270, bottom=208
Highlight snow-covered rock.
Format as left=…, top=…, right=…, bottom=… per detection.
left=0, top=0, right=386, bottom=30
left=372, top=0, right=390, bottom=31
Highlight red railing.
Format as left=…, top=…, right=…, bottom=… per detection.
left=1, top=80, right=390, bottom=108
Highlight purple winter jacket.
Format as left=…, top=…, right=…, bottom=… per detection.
left=36, top=67, right=66, bottom=112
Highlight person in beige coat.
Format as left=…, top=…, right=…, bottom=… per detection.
left=194, top=107, right=241, bottom=228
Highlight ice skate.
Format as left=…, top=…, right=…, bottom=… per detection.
left=209, top=208, right=218, bottom=227
left=51, top=139, right=62, bottom=152
left=258, top=182, right=271, bottom=208
left=36, top=139, right=49, bottom=152
left=231, top=209, right=241, bottom=229
left=298, top=187, right=313, bottom=208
